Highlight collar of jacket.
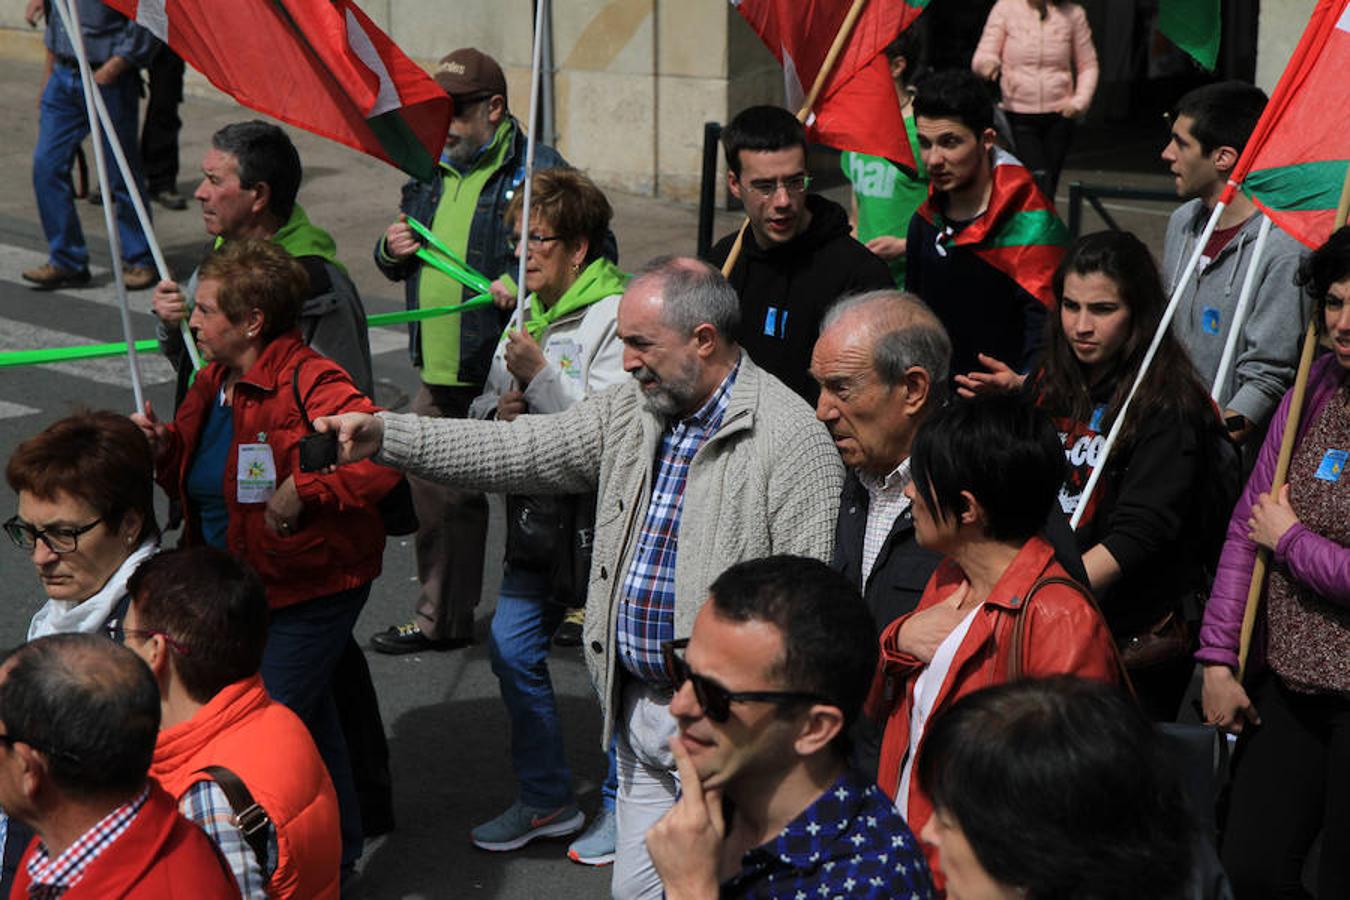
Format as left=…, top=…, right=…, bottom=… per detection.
left=150, top=675, right=270, bottom=777
left=205, top=331, right=308, bottom=398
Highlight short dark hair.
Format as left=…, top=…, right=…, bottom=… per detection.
left=6, top=410, right=159, bottom=547
left=918, top=677, right=1196, bottom=899
left=0, top=634, right=159, bottom=797
left=913, top=68, right=994, bottom=136
left=211, top=120, right=303, bottom=221
left=198, top=239, right=308, bottom=342
left=505, top=167, right=614, bottom=266
left=128, top=549, right=270, bottom=704
left=635, top=255, right=742, bottom=338
left=721, top=105, right=807, bottom=177
left=910, top=392, right=1065, bottom=543
left=884, top=23, right=925, bottom=87
left=1171, top=81, right=1267, bottom=157
left=708, top=556, right=877, bottom=752
left=1297, top=225, right=1350, bottom=334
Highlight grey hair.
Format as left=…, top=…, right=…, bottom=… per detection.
left=821, top=290, right=952, bottom=386
left=634, top=255, right=742, bottom=338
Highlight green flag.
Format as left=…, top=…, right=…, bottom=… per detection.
left=1159, top=0, right=1222, bottom=70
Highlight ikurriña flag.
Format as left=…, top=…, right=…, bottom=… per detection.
left=100, top=0, right=452, bottom=181
left=1226, top=0, right=1350, bottom=250
left=915, top=148, right=1068, bottom=309
left=731, top=0, right=928, bottom=173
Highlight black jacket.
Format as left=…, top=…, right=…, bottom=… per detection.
left=708, top=195, right=893, bottom=402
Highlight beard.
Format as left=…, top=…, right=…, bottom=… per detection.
left=633, top=356, right=702, bottom=417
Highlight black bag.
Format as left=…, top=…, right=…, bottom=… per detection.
left=291, top=359, right=419, bottom=536
left=504, top=491, right=596, bottom=608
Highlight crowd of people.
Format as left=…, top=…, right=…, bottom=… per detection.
left=4, top=2, right=1348, bottom=897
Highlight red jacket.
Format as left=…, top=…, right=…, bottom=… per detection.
left=150, top=675, right=341, bottom=900
left=156, top=332, right=400, bottom=608
left=868, top=536, right=1120, bottom=889
left=10, top=784, right=239, bottom=899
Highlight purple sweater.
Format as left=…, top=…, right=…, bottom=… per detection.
left=1198, top=353, right=1350, bottom=670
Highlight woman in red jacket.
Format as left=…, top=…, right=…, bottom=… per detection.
left=132, top=239, right=398, bottom=873
left=869, top=393, right=1119, bottom=889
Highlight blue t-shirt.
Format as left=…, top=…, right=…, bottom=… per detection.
left=186, top=391, right=233, bottom=549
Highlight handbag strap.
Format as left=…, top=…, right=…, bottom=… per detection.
left=1006, top=575, right=1134, bottom=694
left=196, top=765, right=271, bottom=872
left=290, top=357, right=315, bottom=432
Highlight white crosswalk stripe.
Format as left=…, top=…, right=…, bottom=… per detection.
left=0, top=318, right=177, bottom=389
left=0, top=400, right=41, bottom=421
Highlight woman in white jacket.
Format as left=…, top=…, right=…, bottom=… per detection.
left=468, top=167, right=629, bottom=855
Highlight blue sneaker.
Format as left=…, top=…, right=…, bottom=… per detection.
left=566, top=808, right=617, bottom=866
left=471, top=800, right=584, bottom=852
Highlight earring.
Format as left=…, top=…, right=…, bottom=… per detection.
left=571, top=263, right=581, bottom=272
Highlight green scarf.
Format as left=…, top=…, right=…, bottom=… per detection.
left=503, top=257, right=629, bottom=340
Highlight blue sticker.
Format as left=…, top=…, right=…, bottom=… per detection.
left=1088, top=403, right=1107, bottom=432
left=1201, top=306, right=1222, bottom=335
left=764, top=307, right=778, bottom=337
left=779, top=309, right=789, bottom=336
left=1315, top=449, right=1348, bottom=482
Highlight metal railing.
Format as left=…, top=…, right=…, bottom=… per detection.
left=696, top=122, right=722, bottom=259
left=1066, top=181, right=1177, bottom=238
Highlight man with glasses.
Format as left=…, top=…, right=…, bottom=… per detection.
left=119, top=547, right=341, bottom=899
left=709, top=105, right=892, bottom=403
left=368, top=47, right=573, bottom=656
left=645, top=556, right=933, bottom=899
left=0, top=633, right=238, bottom=898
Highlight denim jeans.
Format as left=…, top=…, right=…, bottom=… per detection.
left=489, top=567, right=575, bottom=810
left=33, top=64, right=152, bottom=272
left=261, top=583, right=371, bottom=868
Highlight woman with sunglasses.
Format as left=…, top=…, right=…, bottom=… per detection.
left=869, top=393, right=1119, bottom=890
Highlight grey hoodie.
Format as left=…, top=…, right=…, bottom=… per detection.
left=1162, top=198, right=1311, bottom=428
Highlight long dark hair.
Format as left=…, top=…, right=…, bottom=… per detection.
left=1034, top=231, right=1213, bottom=446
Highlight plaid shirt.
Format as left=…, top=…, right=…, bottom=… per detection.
left=858, top=459, right=912, bottom=585
left=617, top=364, right=739, bottom=683
left=180, top=779, right=275, bottom=899
left=25, top=786, right=150, bottom=898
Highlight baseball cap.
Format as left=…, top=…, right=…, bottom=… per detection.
left=434, top=48, right=508, bottom=103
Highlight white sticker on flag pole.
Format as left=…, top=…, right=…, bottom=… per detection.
left=135, top=0, right=168, bottom=42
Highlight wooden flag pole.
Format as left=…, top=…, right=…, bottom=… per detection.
left=721, top=0, right=869, bottom=278
left=1237, top=162, right=1350, bottom=679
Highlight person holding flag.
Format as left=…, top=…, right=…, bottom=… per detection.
left=904, top=69, right=1068, bottom=382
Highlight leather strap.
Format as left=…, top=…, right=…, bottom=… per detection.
left=197, top=765, right=271, bottom=872
left=1006, top=575, right=1133, bottom=694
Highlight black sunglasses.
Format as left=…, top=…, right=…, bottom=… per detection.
left=661, top=638, right=831, bottom=723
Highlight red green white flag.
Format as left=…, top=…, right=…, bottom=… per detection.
left=1225, top=0, right=1350, bottom=249
left=100, top=0, right=452, bottom=181
left=1158, top=0, right=1222, bottom=70
left=731, top=0, right=929, bottom=172
left=915, top=148, right=1068, bottom=308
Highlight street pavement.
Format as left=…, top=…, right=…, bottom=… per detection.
left=0, top=50, right=1185, bottom=899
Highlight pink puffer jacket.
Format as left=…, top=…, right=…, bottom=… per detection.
left=972, top=0, right=1098, bottom=116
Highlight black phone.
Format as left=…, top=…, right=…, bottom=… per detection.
left=298, top=432, right=338, bottom=472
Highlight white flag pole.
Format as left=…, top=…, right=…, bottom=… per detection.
left=1210, top=214, right=1273, bottom=403
left=54, top=0, right=144, bottom=410
left=1070, top=197, right=1229, bottom=530
left=511, top=0, right=548, bottom=336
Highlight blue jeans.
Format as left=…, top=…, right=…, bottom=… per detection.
left=489, top=567, right=574, bottom=810
left=33, top=64, right=151, bottom=272
left=261, top=583, right=370, bottom=868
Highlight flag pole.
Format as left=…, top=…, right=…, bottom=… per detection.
left=1070, top=196, right=1228, bottom=529
left=53, top=0, right=144, bottom=411
left=720, top=0, right=870, bottom=278
left=1237, top=161, right=1350, bottom=678
left=511, top=0, right=549, bottom=335
left=1211, top=214, right=1273, bottom=403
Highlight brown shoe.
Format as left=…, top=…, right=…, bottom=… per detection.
left=122, top=265, right=157, bottom=291
left=21, top=263, right=91, bottom=290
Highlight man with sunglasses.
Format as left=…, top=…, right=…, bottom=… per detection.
left=0, top=633, right=238, bottom=898
left=708, top=105, right=893, bottom=403
left=645, top=556, right=933, bottom=899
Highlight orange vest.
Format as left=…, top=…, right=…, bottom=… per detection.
left=150, top=675, right=341, bottom=899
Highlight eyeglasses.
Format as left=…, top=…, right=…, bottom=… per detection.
left=506, top=231, right=565, bottom=251
left=661, top=638, right=831, bottom=723
left=106, top=622, right=192, bottom=657
left=4, top=515, right=102, bottom=555
left=742, top=174, right=812, bottom=198
left=0, top=733, right=84, bottom=765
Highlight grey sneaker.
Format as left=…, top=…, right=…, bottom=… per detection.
left=566, top=808, right=616, bottom=866
left=471, top=801, right=583, bottom=852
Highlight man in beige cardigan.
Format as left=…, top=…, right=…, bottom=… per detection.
left=319, top=255, right=843, bottom=900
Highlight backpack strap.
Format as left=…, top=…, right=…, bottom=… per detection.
left=196, top=765, right=271, bottom=872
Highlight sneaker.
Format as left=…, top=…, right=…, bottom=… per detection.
left=369, top=622, right=469, bottom=655
left=471, top=801, right=584, bottom=852
left=553, top=607, right=584, bottom=648
left=21, top=263, right=91, bottom=290
left=151, top=189, right=188, bottom=211
left=122, top=265, right=157, bottom=291
left=566, top=808, right=616, bottom=866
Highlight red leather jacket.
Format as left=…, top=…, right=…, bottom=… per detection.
left=868, top=536, right=1120, bottom=888
left=155, top=332, right=399, bottom=608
